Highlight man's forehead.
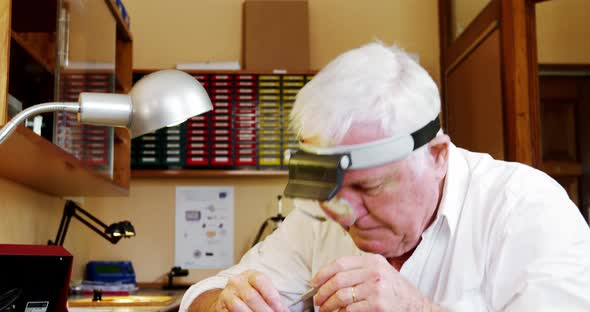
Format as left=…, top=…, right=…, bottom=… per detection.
left=344, top=167, right=394, bottom=185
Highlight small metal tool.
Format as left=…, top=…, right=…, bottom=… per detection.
left=298, top=209, right=327, bottom=222
left=289, top=286, right=319, bottom=308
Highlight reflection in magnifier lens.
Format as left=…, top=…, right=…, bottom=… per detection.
left=323, top=197, right=356, bottom=222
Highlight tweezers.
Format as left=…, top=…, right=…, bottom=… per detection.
left=289, top=287, right=319, bottom=307
left=298, top=209, right=327, bottom=222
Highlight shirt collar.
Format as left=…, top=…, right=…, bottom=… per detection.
left=436, top=143, right=470, bottom=236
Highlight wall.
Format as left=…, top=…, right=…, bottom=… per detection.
left=0, top=178, right=63, bottom=245
left=84, top=177, right=291, bottom=283
left=307, top=0, right=439, bottom=81
left=124, top=0, right=441, bottom=83
left=536, top=0, right=590, bottom=64
left=0, top=178, right=93, bottom=281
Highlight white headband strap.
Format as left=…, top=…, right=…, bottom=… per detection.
left=298, top=117, right=440, bottom=169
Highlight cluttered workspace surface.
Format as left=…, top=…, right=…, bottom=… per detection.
left=68, top=288, right=184, bottom=312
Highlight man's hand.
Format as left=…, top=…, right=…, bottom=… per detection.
left=192, top=270, right=288, bottom=312
left=312, top=255, right=445, bottom=312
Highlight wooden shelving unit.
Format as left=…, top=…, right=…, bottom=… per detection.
left=131, top=68, right=317, bottom=179
left=0, top=0, right=133, bottom=197
left=104, top=0, right=132, bottom=42
left=10, top=31, right=54, bottom=73
left=132, top=169, right=288, bottom=178
left=0, top=0, right=11, bottom=125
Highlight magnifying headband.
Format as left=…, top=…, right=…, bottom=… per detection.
left=283, top=116, right=440, bottom=201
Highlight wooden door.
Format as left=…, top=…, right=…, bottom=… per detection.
left=439, top=0, right=540, bottom=166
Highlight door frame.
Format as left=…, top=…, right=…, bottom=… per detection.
left=438, top=0, right=541, bottom=166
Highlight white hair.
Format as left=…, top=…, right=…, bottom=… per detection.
left=290, top=42, right=441, bottom=147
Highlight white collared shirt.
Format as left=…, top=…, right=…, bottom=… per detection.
left=180, top=144, right=590, bottom=311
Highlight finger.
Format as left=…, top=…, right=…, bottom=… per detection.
left=226, top=272, right=274, bottom=312
left=319, top=280, right=378, bottom=312
left=317, top=286, right=355, bottom=312
left=235, top=281, right=274, bottom=312
left=312, top=256, right=366, bottom=287
left=343, top=300, right=371, bottom=312
left=345, top=281, right=372, bottom=304
left=219, top=289, right=253, bottom=312
left=313, top=268, right=370, bottom=306
left=248, top=272, right=286, bottom=312
left=214, top=297, right=231, bottom=312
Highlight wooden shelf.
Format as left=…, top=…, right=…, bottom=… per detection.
left=104, top=0, right=132, bottom=42
left=132, top=169, right=288, bottom=178
left=540, top=160, right=582, bottom=177
left=0, top=125, right=128, bottom=196
left=10, top=31, right=54, bottom=73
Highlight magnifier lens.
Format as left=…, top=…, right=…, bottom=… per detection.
left=323, top=197, right=356, bottom=223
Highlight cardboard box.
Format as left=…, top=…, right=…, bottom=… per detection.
left=242, top=0, right=310, bottom=71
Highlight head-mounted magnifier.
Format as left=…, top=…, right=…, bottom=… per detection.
left=283, top=116, right=440, bottom=201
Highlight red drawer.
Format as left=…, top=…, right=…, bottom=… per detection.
left=211, top=156, right=233, bottom=166
left=186, top=129, right=209, bottom=136
left=213, top=143, right=231, bottom=149
left=211, top=81, right=234, bottom=87
left=237, top=149, right=257, bottom=156
left=236, top=81, right=257, bottom=87
left=186, top=149, right=208, bottom=156
left=235, top=129, right=256, bottom=135
left=237, top=143, right=257, bottom=149
left=236, top=157, right=257, bottom=166
left=187, top=142, right=208, bottom=149
left=186, top=156, right=208, bottom=166
left=235, top=102, right=257, bottom=109
left=236, top=94, right=257, bottom=101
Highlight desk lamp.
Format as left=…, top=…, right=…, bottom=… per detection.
left=0, top=69, right=213, bottom=143
left=49, top=200, right=135, bottom=245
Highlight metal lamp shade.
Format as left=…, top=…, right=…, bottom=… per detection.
left=77, top=70, right=212, bottom=137
left=128, top=70, right=213, bottom=138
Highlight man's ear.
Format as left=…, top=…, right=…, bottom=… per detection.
left=428, top=134, right=450, bottom=178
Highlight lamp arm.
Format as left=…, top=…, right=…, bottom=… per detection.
left=74, top=202, right=111, bottom=230
left=0, top=102, right=79, bottom=144
left=54, top=202, right=73, bottom=246
left=73, top=213, right=121, bottom=244
left=68, top=200, right=121, bottom=244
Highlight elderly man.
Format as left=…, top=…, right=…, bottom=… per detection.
left=180, top=42, right=590, bottom=311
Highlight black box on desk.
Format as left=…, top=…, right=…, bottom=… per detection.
left=0, top=244, right=72, bottom=312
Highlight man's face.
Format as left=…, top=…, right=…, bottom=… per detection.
left=312, top=123, right=447, bottom=258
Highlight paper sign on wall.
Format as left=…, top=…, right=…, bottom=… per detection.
left=175, top=186, right=234, bottom=269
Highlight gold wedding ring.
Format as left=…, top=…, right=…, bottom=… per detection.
left=351, top=286, right=357, bottom=303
